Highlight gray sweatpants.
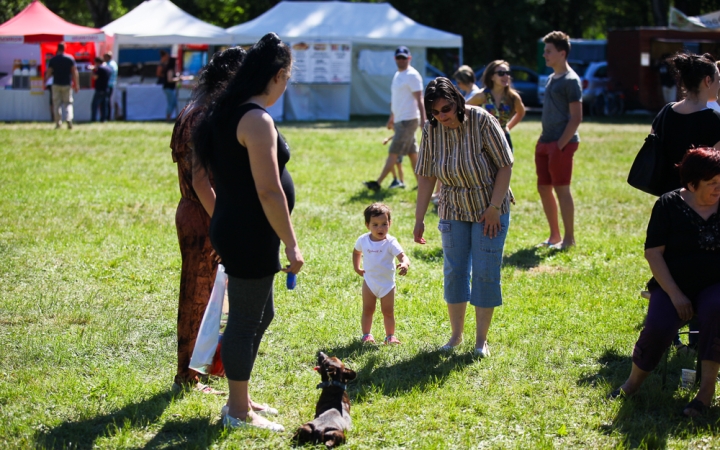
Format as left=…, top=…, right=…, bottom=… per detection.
left=222, top=274, right=275, bottom=381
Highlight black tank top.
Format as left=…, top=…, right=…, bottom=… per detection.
left=208, top=103, right=295, bottom=278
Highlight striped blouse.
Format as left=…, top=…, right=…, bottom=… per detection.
left=416, top=106, right=514, bottom=222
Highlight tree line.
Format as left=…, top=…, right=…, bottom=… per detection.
left=3, top=0, right=720, bottom=72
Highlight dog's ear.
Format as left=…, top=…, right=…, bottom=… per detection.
left=342, top=368, right=357, bottom=381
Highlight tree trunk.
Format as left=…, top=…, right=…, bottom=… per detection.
left=86, top=0, right=112, bottom=28
left=651, top=0, right=667, bottom=26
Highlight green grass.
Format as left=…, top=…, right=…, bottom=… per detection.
left=0, top=116, right=718, bottom=449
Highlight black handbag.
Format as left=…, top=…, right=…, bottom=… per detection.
left=627, top=103, right=674, bottom=196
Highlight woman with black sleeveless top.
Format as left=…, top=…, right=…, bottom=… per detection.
left=193, top=33, right=303, bottom=432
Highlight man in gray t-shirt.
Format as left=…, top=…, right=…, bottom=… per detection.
left=535, top=31, right=583, bottom=250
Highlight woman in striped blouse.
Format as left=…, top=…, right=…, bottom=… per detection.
left=414, top=77, right=514, bottom=357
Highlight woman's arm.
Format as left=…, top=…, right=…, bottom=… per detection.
left=239, top=110, right=303, bottom=273
left=478, top=164, right=512, bottom=238
left=506, top=95, right=526, bottom=131
left=645, top=246, right=693, bottom=321
left=191, top=162, right=215, bottom=217
left=414, top=174, right=437, bottom=244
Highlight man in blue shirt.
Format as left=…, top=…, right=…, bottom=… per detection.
left=103, top=52, right=118, bottom=120
left=44, top=43, right=79, bottom=129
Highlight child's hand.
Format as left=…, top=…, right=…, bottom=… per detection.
left=354, top=268, right=365, bottom=276
left=396, top=262, right=409, bottom=276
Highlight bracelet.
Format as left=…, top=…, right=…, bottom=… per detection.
left=489, top=203, right=501, bottom=211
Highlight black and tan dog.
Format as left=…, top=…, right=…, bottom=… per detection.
left=293, top=352, right=356, bottom=447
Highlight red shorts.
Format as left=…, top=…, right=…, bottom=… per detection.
left=535, top=141, right=579, bottom=186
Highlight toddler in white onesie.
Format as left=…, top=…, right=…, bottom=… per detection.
left=353, top=203, right=410, bottom=345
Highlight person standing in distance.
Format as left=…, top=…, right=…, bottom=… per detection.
left=103, top=52, right=118, bottom=120
left=364, top=46, right=426, bottom=191
left=536, top=31, right=582, bottom=249
left=44, top=43, right=79, bottom=129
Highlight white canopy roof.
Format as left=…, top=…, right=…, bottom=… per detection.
left=226, top=1, right=462, bottom=48
left=102, top=0, right=232, bottom=45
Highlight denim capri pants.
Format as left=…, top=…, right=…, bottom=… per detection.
left=438, top=213, right=510, bottom=308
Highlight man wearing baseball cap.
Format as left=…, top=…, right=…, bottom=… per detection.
left=364, top=46, right=426, bottom=191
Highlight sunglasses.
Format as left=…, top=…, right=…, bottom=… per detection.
left=494, top=70, right=511, bottom=77
left=431, top=103, right=455, bottom=116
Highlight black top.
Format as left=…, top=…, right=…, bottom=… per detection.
left=48, top=53, right=75, bottom=86
left=158, top=60, right=176, bottom=90
left=645, top=190, right=720, bottom=299
left=94, top=65, right=110, bottom=91
left=652, top=107, right=720, bottom=194
left=209, top=103, right=295, bottom=278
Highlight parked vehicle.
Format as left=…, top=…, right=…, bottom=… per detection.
left=473, top=65, right=541, bottom=107
left=537, top=61, right=610, bottom=115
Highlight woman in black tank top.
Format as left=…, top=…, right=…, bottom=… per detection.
left=193, top=33, right=303, bottom=432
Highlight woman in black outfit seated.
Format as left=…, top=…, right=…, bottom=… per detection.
left=193, top=33, right=302, bottom=431
left=610, top=148, right=720, bottom=417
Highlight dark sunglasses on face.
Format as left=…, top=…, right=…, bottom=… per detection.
left=431, top=103, right=455, bottom=116
left=495, top=70, right=510, bottom=77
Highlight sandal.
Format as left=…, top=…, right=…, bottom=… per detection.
left=683, top=398, right=709, bottom=417
left=361, top=333, right=376, bottom=344
left=384, top=335, right=401, bottom=345
left=606, top=387, right=625, bottom=400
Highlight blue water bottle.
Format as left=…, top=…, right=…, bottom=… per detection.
left=286, top=271, right=297, bottom=290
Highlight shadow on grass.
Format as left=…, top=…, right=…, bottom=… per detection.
left=578, top=348, right=720, bottom=448
left=35, top=390, right=224, bottom=449
left=322, top=342, right=475, bottom=401
left=503, top=246, right=543, bottom=270
left=346, top=188, right=401, bottom=204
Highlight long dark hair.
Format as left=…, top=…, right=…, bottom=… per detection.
left=424, top=77, right=466, bottom=127
left=190, top=46, right=246, bottom=104
left=672, top=52, right=717, bottom=96
left=193, top=33, right=292, bottom=171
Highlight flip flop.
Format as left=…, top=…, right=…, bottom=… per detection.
left=536, top=240, right=561, bottom=248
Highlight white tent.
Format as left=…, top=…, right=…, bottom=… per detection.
left=101, top=0, right=238, bottom=121
left=102, top=0, right=232, bottom=48
left=226, top=1, right=462, bottom=119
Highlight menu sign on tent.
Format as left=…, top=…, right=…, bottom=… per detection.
left=290, top=41, right=351, bottom=84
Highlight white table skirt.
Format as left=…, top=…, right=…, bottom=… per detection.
left=0, top=89, right=93, bottom=122
left=124, top=85, right=173, bottom=121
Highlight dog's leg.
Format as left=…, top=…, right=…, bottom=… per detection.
left=293, top=423, right=314, bottom=445
left=323, top=429, right=346, bottom=448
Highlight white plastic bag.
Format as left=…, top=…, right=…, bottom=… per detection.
left=189, top=264, right=227, bottom=375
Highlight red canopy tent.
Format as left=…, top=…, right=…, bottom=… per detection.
left=0, top=0, right=105, bottom=43
left=0, top=1, right=105, bottom=77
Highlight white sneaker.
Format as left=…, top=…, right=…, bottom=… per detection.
left=221, top=410, right=285, bottom=432
left=474, top=342, right=490, bottom=358
left=221, top=404, right=278, bottom=418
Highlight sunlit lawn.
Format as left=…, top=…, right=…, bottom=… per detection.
left=0, top=116, right=718, bottom=449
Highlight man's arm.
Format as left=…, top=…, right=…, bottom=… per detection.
left=413, top=91, right=426, bottom=125
left=557, top=101, right=582, bottom=150
left=44, top=66, right=53, bottom=83
left=71, top=66, right=80, bottom=92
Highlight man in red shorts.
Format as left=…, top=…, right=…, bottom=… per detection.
left=536, top=31, right=582, bottom=249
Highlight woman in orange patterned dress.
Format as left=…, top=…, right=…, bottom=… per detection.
left=170, top=48, right=245, bottom=392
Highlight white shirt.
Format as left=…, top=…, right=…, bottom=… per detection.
left=391, top=66, right=423, bottom=122
left=708, top=101, right=720, bottom=113
left=464, top=84, right=482, bottom=101
left=354, top=233, right=404, bottom=285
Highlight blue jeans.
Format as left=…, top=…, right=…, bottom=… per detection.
left=439, top=214, right=510, bottom=308
left=164, top=88, right=177, bottom=117
left=91, top=89, right=107, bottom=122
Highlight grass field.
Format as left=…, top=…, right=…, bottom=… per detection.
left=1, top=116, right=718, bottom=449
